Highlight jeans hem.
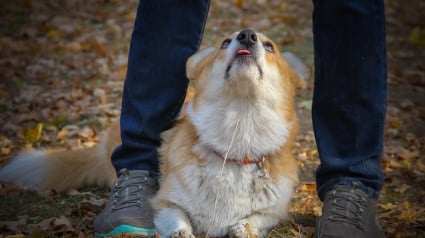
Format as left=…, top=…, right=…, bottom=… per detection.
left=318, top=177, right=380, bottom=201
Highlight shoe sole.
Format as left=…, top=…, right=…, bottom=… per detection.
left=95, top=224, right=157, bottom=238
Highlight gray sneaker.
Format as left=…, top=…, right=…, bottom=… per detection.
left=314, top=183, right=384, bottom=238
left=94, top=169, right=159, bottom=237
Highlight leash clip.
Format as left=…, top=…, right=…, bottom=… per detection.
left=256, top=156, right=267, bottom=179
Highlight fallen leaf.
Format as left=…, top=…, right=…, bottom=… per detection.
left=235, top=0, right=243, bottom=8
left=37, top=216, right=74, bottom=232
left=93, top=88, right=107, bottom=103
left=313, top=205, right=322, bottom=217
left=379, top=202, right=398, bottom=210
left=394, top=184, right=411, bottom=193
left=25, top=123, right=43, bottom=143
left=414, top=159, right=425, bottom=173
left=409, top=26, right=425, bottom=46
left=399, top=99, right=414, bottom=109
left=298, top=182, right=317, bottom=193
left=46, top=29, right=64, bottom=40
left=78, top=126, right=95, bottom=139
left=399, top=148, right=419, bottom=160
left=56, top=128, right=69, bottom=140
left=398, top=201, right=416, bottom=221
left=1, top=147, right=11, bottom=155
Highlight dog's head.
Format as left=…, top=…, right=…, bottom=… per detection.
left=185, top=30, right=300, bottom=160
left=187, top=29, right=300, bottom=108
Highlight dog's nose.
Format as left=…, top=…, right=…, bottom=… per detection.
left=237, top=29, right=257, bottom=46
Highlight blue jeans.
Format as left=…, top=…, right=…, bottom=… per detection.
left=111, top=0, right=210, bottom=178
left=112, top=0, right=386, bottom=199
left=312, top=0, right=386, bottom=200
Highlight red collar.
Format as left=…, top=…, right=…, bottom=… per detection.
left=213, top=150, right=265, bottom=164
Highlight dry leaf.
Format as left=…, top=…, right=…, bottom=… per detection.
left=93, top=88, right=107, bottom=103
left=56, top=128, right=69, bottom=140
left=25, top=123, right=43, bottom=143
left=394, top=184, right=411, bottom=193
left=399, top=148, right=419, bottom=160
left=409, top=26, right=425, bottom=46
left=235, top=0, right=243, bottom=8
left=380, top=202, right=398, bottom=210
left=398, top=201, right=417, bottom=221
left=1, top=147, right=11, bottom=155
left=46, top=29, right=63, bottom=39
left=37, top=216, right=74, bottom=232
left=298, top=182, right=317, bottom=194
left=78, top=126, right=95, bottom=139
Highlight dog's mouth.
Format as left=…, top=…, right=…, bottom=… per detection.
left=235, top=46, right=257, bottom=59
left=236, top=49, right=252, bottom=56
left=225, top=47, right=263, bottom=80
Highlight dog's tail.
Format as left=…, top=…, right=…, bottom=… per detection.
left=0, top=122, right=120, bottom=192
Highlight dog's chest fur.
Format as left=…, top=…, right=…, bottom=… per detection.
left=188, top=99, right=290, bottom=160
left=165, top=144, right=293, bottom=236
left=153, top=81, right=295, bottom=237
left=155, top=99, right=294, bottom=236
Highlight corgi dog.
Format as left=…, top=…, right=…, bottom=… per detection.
left=0, top=29, right=301, bottom=238
left=151, top=29, right=299, bottom=238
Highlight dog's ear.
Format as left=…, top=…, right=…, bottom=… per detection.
left=281, top=52, right=310, bottom=89
left=288, top=66, right=306, bottom=89
left=186, top=47, right=215, bottom=80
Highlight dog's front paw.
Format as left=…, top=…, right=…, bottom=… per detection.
left=229, top=222, right=258, bottom=238
left=169, top=230, right=195, bottom=238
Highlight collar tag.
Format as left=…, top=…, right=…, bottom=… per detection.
left=256, top=156, right=267, bottom=179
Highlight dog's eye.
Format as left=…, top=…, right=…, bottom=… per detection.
left=221, top=39, right=231, bottom=49
left=263, top=42, right=274, bottom=52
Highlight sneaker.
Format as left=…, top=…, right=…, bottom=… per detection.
left=94, top=169, right=159, bottom=237
left=314, top=183, right=384, bottom=238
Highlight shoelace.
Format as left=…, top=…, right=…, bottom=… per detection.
left=111, top=169, right=149, bottom=211
left=326, top=188, right=368, bottom=231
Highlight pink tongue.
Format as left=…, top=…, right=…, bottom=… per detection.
left=237, top=49, right=251, bottom=55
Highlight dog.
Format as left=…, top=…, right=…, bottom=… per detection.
left=0, top=29, right=301, bottom=238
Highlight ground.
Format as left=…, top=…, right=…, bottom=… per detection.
left=0, top=0, right=424, bottom=237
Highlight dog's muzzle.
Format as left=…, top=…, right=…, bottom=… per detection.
left=225, top=29, right=263, bottom=80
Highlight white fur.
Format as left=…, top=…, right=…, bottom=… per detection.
left=187, top=99, right=290, bottom=160
left=154, top=144, right=294, bottom=237
left=0, top=150, right=48, bottom=190
left=154, top=208, right=194, bottom=237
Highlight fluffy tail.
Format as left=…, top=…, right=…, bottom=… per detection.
left=0, top=122, right=120, bottom=192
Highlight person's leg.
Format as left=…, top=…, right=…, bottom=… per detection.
left=94, top=1, right=210, bottom=237
left=113, top=0, right=210, bottom=178
left=312, top=0, right=386, bottom=201
left=312, top=0, right=386, bottom=237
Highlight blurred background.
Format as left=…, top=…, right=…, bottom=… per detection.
left=0, top=0, right=424, bottom=237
